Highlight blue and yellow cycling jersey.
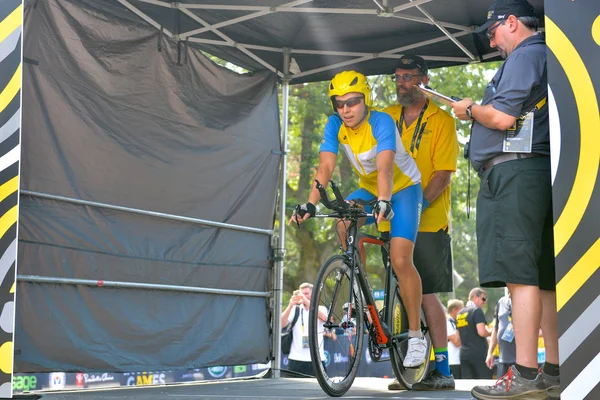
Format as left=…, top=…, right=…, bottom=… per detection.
left=320, top=109, right=421, bottom=195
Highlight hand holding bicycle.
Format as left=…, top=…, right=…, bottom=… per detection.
left=288, top=202, right=316, bottom=226
left=373, top=200, right=394, bottom=224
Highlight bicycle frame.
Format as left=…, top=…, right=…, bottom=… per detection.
left=306, top=180, right=432, bottom=396
left=313, top=180, right=412, bottom=350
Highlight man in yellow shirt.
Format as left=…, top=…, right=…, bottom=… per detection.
left=385, top=55, right=460, bottom=390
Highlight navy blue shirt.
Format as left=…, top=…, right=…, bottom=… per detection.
left=456, top=305, right=488, bottom=361
left=469, top=34, right=549, bottom=173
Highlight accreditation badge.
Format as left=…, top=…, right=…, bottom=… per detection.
left=302, top=335, right=309, bottom=348
left=503, top=111, right=533, bottom=153
left=501, top=322, right=515, bottom=343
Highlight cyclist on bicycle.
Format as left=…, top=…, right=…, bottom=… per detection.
left=289, top=70, right=427, bottom=368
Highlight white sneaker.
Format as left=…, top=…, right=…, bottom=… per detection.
left=403, top=336, right=427, bottom=368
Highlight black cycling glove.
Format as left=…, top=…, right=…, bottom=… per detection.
left=373, top=200, right=394, bottom=220
left=294, top=202, right=316, bottom=224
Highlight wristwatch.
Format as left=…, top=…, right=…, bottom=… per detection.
left=466, top=104, right=474, bottom=120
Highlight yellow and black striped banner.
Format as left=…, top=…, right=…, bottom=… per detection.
left=546, top=1, right=600, bottom=399
left=0, top=0, right=21, bottom=397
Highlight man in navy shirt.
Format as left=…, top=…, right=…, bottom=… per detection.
left=456, top=288, right=492, bottom=379
left=451, top=0, right=560, bottom=398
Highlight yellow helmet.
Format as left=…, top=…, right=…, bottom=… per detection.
left=328, top=70, right=372, bottom=111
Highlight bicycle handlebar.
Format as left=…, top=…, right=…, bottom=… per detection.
left=314, top=179, right=375, bottom=219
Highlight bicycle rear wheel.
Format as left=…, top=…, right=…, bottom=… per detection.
left=388, top=283, right=432, bottom=389
left=309, top=255, right=364, bottom=397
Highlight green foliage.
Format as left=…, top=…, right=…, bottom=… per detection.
left=282, top=62, right=505, bottom=319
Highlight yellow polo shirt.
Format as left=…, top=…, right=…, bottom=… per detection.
left=384, top=101, right=459, bottom=232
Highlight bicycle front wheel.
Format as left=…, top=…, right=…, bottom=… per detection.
left=309, top=255, right=364, bottom=397
left=388, top=282, right=432, bottom=389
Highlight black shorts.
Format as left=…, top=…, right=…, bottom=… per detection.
left=414, top=228, right=453, bottom=294
left=461, top=358, right=493, bottom=379
left=476, top=157, right=556, bottom=290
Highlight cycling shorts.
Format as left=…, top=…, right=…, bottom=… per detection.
left=346, top=183, right=422, bottom=243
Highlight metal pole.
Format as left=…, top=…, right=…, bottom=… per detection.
left=410, top=0, right=477, bottom=61
left=17, top=275, right=271, bottom=298
left=21, top=190, right=273, bottom=236
left=271, top=48, right=291, bottom=379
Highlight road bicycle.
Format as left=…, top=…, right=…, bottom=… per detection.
left=306, top=180, right=432, bottom=397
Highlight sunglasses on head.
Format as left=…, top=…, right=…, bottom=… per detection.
left=334, top=96, right=364, bottom=109
left=391, top=73, right=422, bottom=83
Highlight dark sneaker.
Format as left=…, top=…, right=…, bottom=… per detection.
left=387, top=378, right=407, bottom=390
left=539, top=370, right=560, bottom=400
left=412, top=369, right=455, bottom=390
left=471, top=365, right=546, bottom=399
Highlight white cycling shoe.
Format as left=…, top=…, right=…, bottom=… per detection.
left=403, top=336, right=427, bottom=368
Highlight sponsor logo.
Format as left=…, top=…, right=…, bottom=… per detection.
left=233, top=365, right=247, bottom=374
left=368, top=305, right=388, bottom=344
left=334, top=353, right=349, bottom=363
left=456, top=312, right=468, bottom=328
left=13, top=375, right=38, bottom=391
left=323, top=350, right=331, bottom=367
left=180, top=370, right=204, bottom=381
left=394, top=304, right=402, bottom=334
left=372, top=290, right=385, bottom=300
left=207, top=366, right=227, bottom=379
left=49, top=372, right=66, bottom=390
left=75, top=373, right=84, bottom=387
left=251, top=363, right=270, bottom=371
left=84, top=373, right=116, bottom=384
left=125, top=372, right=166, bottom=386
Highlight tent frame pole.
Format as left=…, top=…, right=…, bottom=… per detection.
left=17, top=275, right=271, bottom=297
left=271, top=48, right=291, bottom=379
left=20, top=190, right=272, bottom=235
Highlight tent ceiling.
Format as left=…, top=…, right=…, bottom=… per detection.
left=115, top=0, right=544, bottom=82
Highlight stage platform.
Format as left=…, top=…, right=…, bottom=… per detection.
left=30, top=377, right=496, bottom=400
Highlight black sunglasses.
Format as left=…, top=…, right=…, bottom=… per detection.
left=486, top=21, right=505, bottom=40
left=334, top=96, right=364, bottom=109
left=481, top=296, right=487, bottom=302
left=391, top=73, right=422, bottom=83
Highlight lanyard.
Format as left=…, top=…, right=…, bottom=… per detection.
left=398, top=100, right=429, bottom=155
left=301, top=307, right=304, bottom=333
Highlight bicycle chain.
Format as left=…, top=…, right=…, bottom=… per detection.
left=367, top=308, right=386, bottom=361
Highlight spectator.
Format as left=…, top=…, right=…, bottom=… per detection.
left=447, top=299, right=464, bottom=378
left=280, top=283, right=327, bottom=376
left=457, top=288, right=492, bottom=379
left=487, top=293, right=516, bottom=378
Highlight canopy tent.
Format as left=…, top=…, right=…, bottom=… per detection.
left=97, top=0, right=545, bottom=83
left=14, top=0, right=546, bottom=377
